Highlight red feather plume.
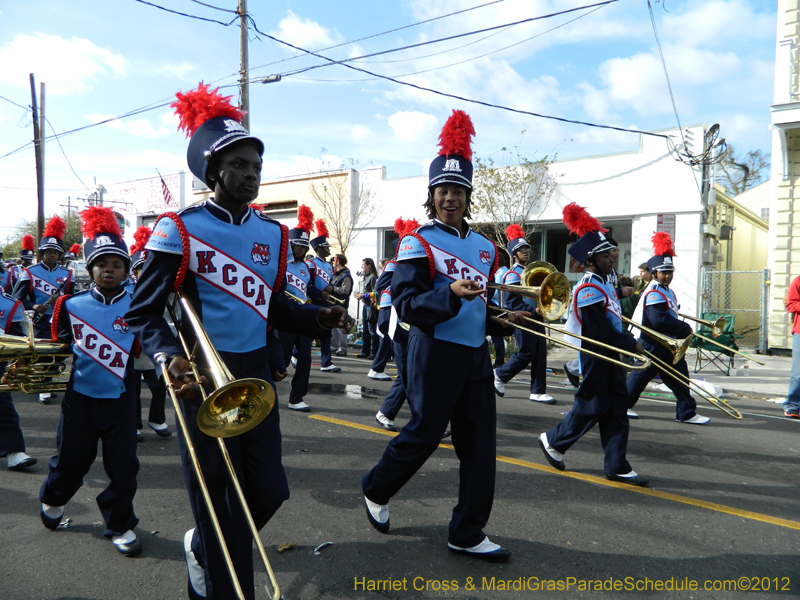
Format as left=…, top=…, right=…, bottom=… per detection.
left=69, top=243, right=81, bottom=255
left=296, top=205, right=315, bottom=234
left=172, top=82, right=244, bottom=138
left=562, top=203, right=608, bottom=236
left=403, top=218, right=420, bottom=237
left=21, top=235, right=35, bottom=251
left=438, top=110, right=475, bottom=161
left=651, top=231, right=676, bottom=257
left=42, top=215, right=66, bottom=240
left=79, top=206, right=122, bottom=240
left=505, top=224, right=526, bottom=241
left=314, top=219, right=329, bottom=238
left=129, top=225, right=152, bottom=255
left=394, top=218, right=406, bottom=235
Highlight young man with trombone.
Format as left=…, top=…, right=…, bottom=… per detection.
left=306, top=219, right=342, bottom=373
left=493, top=224, right=554, bottom=404
left=126, top=84, right=352, bottom=600
left=538, top=203, right=649, bottom=486
left=626, top=233, right=710, bottom=425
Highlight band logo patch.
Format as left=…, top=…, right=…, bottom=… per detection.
left=112, top=316, right=130, bottom=334
left=153, top=229, right=168, bottom=239
left=251, top=243, right=271, bottom=266
left=443, top=158, right=462, bottom=172
left=95, top=235, right=114, bottom=247
left=479, top=250, right=491, bottom=265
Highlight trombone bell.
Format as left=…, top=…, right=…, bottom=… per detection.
left=198, top=378, right=275, bottom=438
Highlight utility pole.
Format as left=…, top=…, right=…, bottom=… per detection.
left=238, top=0, right=250, bottom=131
left=29, top=74, right=45, bottom=245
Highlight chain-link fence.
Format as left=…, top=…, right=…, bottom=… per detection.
left=700, top=268, right=769, bottom=352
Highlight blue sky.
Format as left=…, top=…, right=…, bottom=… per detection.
left=0, top=0, right=777, bottom=236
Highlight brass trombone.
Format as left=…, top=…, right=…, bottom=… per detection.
left=488, top=261, right=571, bottom=321
left=638, top=348, right=742, bottom=419
left=621, top=316, right=691, bottom=365
left=488, top=308, right=650, bottom=371
left=679, top=313, right=726, bottom=337
left=326, top=294, right=345, bottom=305
left=156, top=291, right=281, bottom=600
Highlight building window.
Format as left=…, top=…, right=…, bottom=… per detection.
left=760, top=207, right=769, bottom=222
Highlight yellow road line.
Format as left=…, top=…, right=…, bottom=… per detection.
left=309, top=414, right=800, bottom=531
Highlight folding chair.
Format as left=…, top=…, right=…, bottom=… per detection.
left=690, top=313, right=740, bottom=376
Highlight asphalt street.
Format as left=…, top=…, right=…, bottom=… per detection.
left=1, top=349, right=798, bottom=600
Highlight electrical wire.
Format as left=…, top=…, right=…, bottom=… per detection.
left=187, top=0, right=237, bottom=13
left=132, top=0, right=237, bottom=26
left=44, top=117, right=92, bottom=191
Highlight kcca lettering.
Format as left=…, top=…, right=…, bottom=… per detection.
left=31, top=275, right=67, bottom=297
left=286, top=272, right=307, bottom=295
left=189, top=237, right=272, bottom=320
left=430, top=245, right=487, bottom=299
left=69, top=318, right=129, bottom=378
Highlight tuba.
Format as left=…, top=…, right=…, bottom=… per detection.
left=0, top=318, right=71, bottom=393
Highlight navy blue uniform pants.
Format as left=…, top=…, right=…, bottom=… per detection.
left=280, top=331, right=312, bottom=404
left=626, top=341, right=697, bottom=421
left=39, top=385, right=140, bottom=537
left=495, top=326, right=547, bottom=394
left=134, top=369, right=167, bottom=429
left=180, top=347, right=289, bottom=600
left=370, top=310, right=392, bottom=373
left=491, top=335, right=505, bottom=367
left=0, top=390, right=25, bottom=456
left=363, top=335, right=496, bottom=548
left=379, top=340, right=407, bottom=420
left=546, top=352, right=632, bottom=475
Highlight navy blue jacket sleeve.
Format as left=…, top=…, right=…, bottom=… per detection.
left=581, top=302, right=638, bottom=354
left=267, top=328, right=286, bottom=373
left=645, top=303, right=693, bottom=339
left=12, top=277, right=34, bottom=310
left=391, top=257, right=461, bottom=327
left=375, top=267, right=393, bottom=294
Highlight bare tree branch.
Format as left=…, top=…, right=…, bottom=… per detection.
left=716, top=144, right=770, bottom=196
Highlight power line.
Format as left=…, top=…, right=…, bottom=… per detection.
left=647, top=0, right=684, bottom=145
left=187, top=0, right=237, bottom=13
left=248, top=5, right=669, bottom=140
left=44, top=117, right=92, bottom=191
left=131, top=0, right=237, bottom=26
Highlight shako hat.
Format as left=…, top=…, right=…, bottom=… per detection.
left=289, top=205, right=314, bottom=247
left=63, top=243, right=81, bottom=261
left=173, top=82, right=264, bottom=189
left=429, top=110, right=475, bottom=190
left=39, top=215, right=66, bottom=253
left=80, top=206, right=130, bottom=268
left=505, top=224, right=530, bottom=256
left=129, top=225, right=153, bottom=270
left=20, top=235, right=35, bottom=259
left=310, top=219, right=330, bottom=250
left=647, top=232, right=676, bottom=272
left=563, top=203, right=613, bottom=264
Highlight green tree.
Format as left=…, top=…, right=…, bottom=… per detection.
left=716, top=144, right=770, bottom=197
left=2, top=210, right=83, bottom=259
left=471, top=134, right=559, bottom=253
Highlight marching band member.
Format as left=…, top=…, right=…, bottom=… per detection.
left=493, top=224, right=554, bottom=404
left=125, top=84, right=351, bottom=600
left=538, top=203, right=648, bottom=486
left=626, top=233, right=710, bottom=424
left=362, top=110, right=523, bottom=562
left=13, top=235, right=35, bottom=283
left=0, top=291, right=37, bottom=471
left=489, top=261, right=508, bottom=370
left=40, top=206, right=142, bottom=556
left=373, top=218, right=418, bottom=430
left=13, top=216, right=75, bottom=404
left=128, top=226, right=171, bottom=440
left=0, top=251, right=12, bottom=292
left=281, top=205, right=316, bottom=412
left=306, top=219, right=341, bottom=373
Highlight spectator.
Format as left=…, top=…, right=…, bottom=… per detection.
left=353, top=258, right=378, bottom=359
left=331, top=254, right=354, bottom=356
left=785, top=275, right=800, bottom=418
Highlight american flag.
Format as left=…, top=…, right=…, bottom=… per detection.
left=159, top=174, right=174, bottom=206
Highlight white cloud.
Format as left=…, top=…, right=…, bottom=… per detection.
left=272, top=10, right=341, bottom=50
left=662, top=0, right=774, bottom=48
left=85, top=113, right=169, bottom=137
left=160, top=111, right=179, bottom=128
left=0, top=33, right=127, bottom=95
left=388, top=111, right=438, bottom=142
left=158, top=61, right=196, bottom=80
left=352, top=124, right=371, bottom=139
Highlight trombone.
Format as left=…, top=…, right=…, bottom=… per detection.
left=488, top=307, right=650, bottom=371
left=156, top=290, right=281, bottom=600
left=638, top=347, right=742, bottom=419
left=326, top=294, right=345, bottom=305
left=621, top=316, right=691, bottom=365
left=679, top=314, right=766, bottom=366
left=487, top=261, right=571, bottom=321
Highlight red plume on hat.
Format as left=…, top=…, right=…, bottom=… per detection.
left=394, top=217, right=420, bottom=238
left=42, top=215, right=66, bottom=240
left=314, top=219, right=329, bottom=238
left=438, top=110, right=475, bottom=161
left=21, top=235, right=35, bottom=252
left=651, top=231, right=676, bottom=257
left=80, top=206, right=122, bottom=240
left=297, top=205, right=315, bottom=235
left=69, top=243, right=81, bottom=255
left=505, top=224, right=526, bottom=241
left=562, top=203, right=608, bottom=237
left=172, top=82, right=244, bottom=138
left=129, top=225, right=152, bottom=255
